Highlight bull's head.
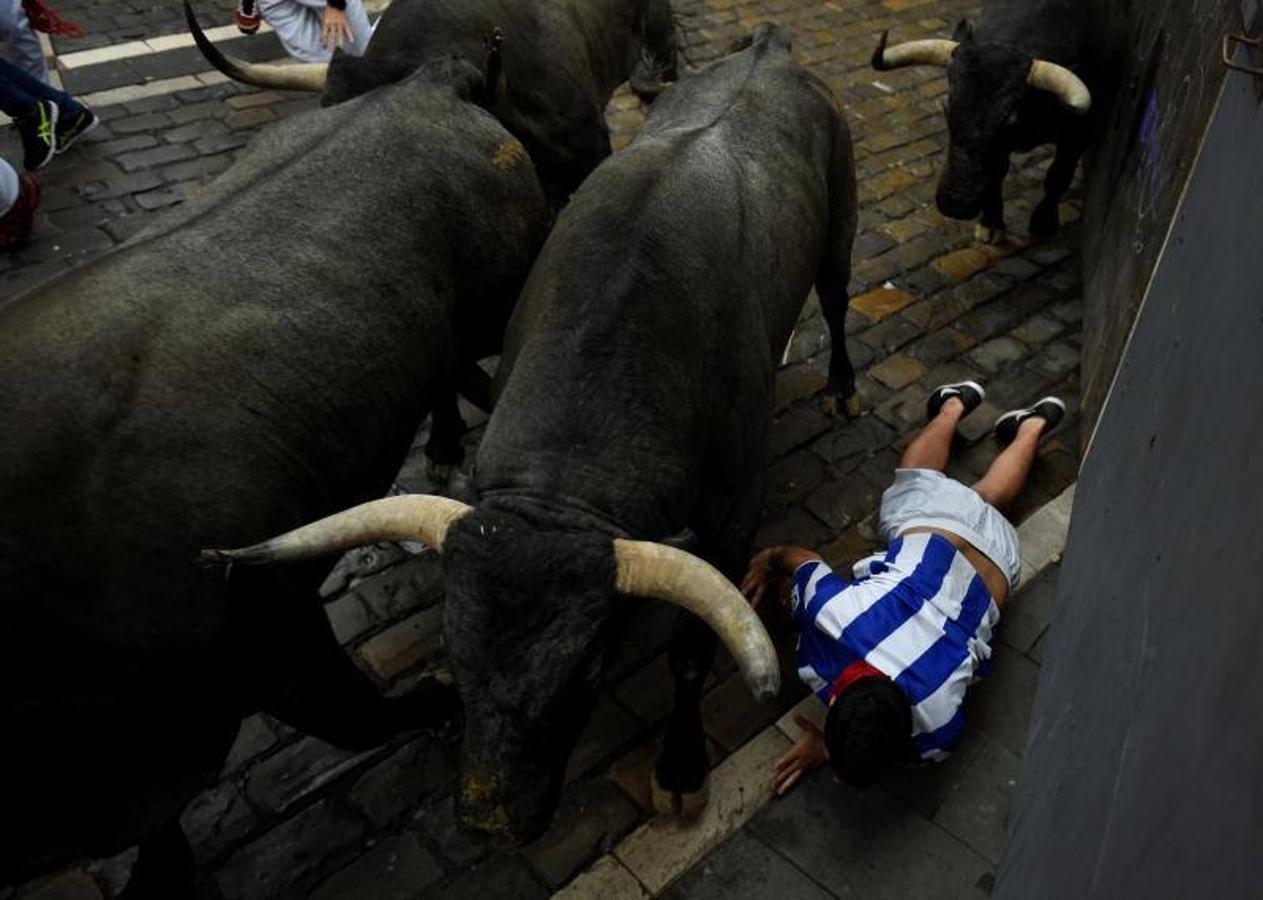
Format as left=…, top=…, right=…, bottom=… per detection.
left=872, top=20, right=1091, bottom=221
left=202, top=495, right=778, bottom=843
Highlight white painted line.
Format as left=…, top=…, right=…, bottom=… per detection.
left=79, top=73, right=206, bottom=107
left=0, top=57, right=296, bottom=129
left=57, top=41, right=151, bottom=69
left=557, top=483, right=1078, bottom=898
left=0, top=57, right=297, bottom=125
left=195, top=69, right=232, bottom=86
left=58, top=23, right=275, bottom=69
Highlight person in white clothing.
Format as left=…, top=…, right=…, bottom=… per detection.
left=235, top=0, right=372, bottom=63
left=1, top=0, right=84, bottom=82
left=1, top=0, right=50, bottom=82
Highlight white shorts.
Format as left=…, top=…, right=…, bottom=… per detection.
left=877, top=468, right=1022, bottom=589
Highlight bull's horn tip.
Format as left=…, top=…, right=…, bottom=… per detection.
left=199, top=548, right=233, bottom=564
left=752, top=672, right=781, bottom=702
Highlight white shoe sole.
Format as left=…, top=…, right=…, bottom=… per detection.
left=995, top=396, right=1066, bottom=439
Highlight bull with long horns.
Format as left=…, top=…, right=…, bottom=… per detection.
left=0, top=58, right=549, bottom=895
left=873, top=1, right=1094, bottom=243
left=206, top=22, right=859, bottom=843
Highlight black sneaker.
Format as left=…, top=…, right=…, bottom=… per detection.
left=54, top=105, right=99, bottom=154
left=994, top=397, right=1066, bottom=445
left=926, top=381, right=985, bottom=421
left=18, top=100, right=58, bottom=171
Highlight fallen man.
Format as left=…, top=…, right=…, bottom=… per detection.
left=742, top=382, right=1065, bottom=793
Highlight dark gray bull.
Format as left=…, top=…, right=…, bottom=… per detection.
left=0, top=60, right=547, bottom=895
left=189, top=0, right=678, bottom=201
left=208, top=23, right=858, bottom=843
left=873, top=2, right=1093, bottom=243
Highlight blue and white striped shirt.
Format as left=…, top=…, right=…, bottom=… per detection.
left=791, top=533, right=1000, bottom=761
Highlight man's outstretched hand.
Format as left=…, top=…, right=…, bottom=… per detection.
left=740, top=545, right=821, bottom=609
left=773, top=713, right=828, bottom=795
left=321, top=5, right=352, bottom=48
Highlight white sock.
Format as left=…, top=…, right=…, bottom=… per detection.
left=0, top=158, right=18, bottom=218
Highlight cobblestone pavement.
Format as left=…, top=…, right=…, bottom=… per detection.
left=3, top=0, right=1085, bottom=896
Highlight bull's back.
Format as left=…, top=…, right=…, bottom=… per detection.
left=0, top=75, right=545, bottom=603
left=483, top=47, right=838, bottom=522
left=501, top=48, right=838, bottom=388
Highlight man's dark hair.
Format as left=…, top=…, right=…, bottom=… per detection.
left=824, top=677, right=913, bottom=788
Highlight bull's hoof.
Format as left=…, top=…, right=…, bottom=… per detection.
left=1029, top=204, right=1060, bottom=240
left=651, top=770, right=710, bottom=819
left=819, top=389, right=862, bottom=419
left=974, top=222, right=1006, bottom=245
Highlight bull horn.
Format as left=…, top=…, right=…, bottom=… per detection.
left=184, top=0, right=328, bottom=93
left=1027, top=60, right=1091, bottom=112
left=613, top=540, right=780, bottom=702
left=871, top=30, right=957, bottom=71
left=200, top=495, right=472, bottom=566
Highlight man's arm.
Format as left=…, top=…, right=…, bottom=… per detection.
left=773, top=713, right=828, bottom=795
left=740, top=545, right=822, bottom=610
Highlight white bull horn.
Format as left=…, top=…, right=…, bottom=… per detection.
left=185, top=0, right=328, bottom=93
left=201, top=495, right=472, bottom=566
left=1027, top=60, right=1091, bottom=112
left=613, top=539, right=781, bottom=702
left=871, top=30, right=957, bottom=70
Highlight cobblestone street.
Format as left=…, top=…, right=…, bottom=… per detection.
left=3, top=0, right=1085, bottom=896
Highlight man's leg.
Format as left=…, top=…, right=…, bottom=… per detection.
left=972, top=419, right=1044, bottom=509
left=901, top=398, right=964, bottom=472
left=0, top=55, right=71, bottom=112
left=0, top=56, right=96, bottom=169
left=0, top=0, right=49, bottom=83
left=902, top=381, right=986, bottom=472
left=259, top=0, right=331, bottom=62
left=0, top=55, right=37, bottom=114
left=974, top=397, right=1066, bottom=509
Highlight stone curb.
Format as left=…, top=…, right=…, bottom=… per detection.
left=554, top=482, right=1077, bottom=899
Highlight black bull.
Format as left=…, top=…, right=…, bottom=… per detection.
left=190, top=0, right=678, bottom=202
left=216, top=23, right=859, bottom=844
left=0, top=61, right=548, bottom=889
left=872, top=0, right=1094, bottom=243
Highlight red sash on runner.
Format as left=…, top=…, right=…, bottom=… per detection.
left=21, top=0, right=85, bottom=38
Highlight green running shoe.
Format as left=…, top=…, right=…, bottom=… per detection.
left=55, top=105, right=99, bottom=154
left=18, top=100, right=57, bottom=171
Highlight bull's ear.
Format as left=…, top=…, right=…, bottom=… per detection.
left=481, top=26, right=507, bottom=104
left=952, top=18, right=974, bottom=43
left=660, top=527, right=699, bottom=551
